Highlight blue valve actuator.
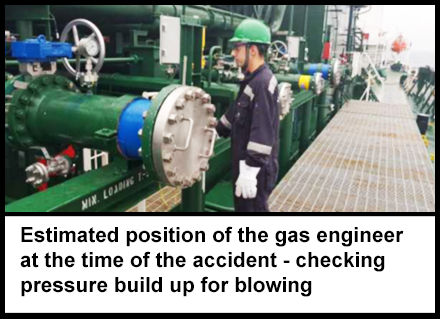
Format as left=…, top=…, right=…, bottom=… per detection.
left=12, top=35, right=72, bottom=63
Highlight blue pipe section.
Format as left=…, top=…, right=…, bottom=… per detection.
left=117, top=98, right=152, bottom=160
left=306, top=64, right=331, bottom=81
left=308, top=64, right=319, bottom=76
left=320, top=64, right=330, bottom=80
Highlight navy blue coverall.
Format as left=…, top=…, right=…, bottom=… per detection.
left=216, top=64, right=280, bottom=212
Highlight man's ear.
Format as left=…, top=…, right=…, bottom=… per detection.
left=250, top=45, right=258, bottom=57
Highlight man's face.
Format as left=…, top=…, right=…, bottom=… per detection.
left=231, top=44, right=248, bottom=69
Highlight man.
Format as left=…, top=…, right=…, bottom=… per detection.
left=216, top=19, right=280, bottom=212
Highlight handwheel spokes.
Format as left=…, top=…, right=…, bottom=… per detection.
left=60, top=19, right=106, bottom=85
left=72, top=26, right=80, bottom=46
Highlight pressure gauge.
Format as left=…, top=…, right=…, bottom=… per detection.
left=84, top=39, right=100, bottom=57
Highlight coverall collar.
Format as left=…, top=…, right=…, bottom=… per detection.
left=241, top=63, right=268, bottom=85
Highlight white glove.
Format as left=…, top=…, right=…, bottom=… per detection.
left=235, top=161, right=261, bottom=199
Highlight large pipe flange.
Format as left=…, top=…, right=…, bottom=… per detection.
left=140, top=85, right=217, bottom=189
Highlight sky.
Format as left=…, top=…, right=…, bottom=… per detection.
left=382, top=5, right=436, bottom=53
left=357, top=5, right=435, bottom=67
left=359, top=5, right=436, bottom=53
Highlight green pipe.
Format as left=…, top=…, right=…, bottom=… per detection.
left=333, top=85, right=342, bottom=114
left=99, top=74, right=239, bottom=107
left=102, top=73, right=310, bottom=101
left=347, top=5, right=355, bottom=53
left=7, top=75, right=139, bottom=153
left=288, top=5, right=295, bottom=36
left=16, top=20, right=33, bottom=39
left=278, top=109, right=294, bottom=181
left=45, top=16, right=52, bottom=41
left=208, top=46, right=223, bottom=88
left=5, top=56, right=141, bottom=67
left=323, top=6, right=329, bottom=40
left=303, top=5, right=309, bottom=40
left=181, top=182, right=205, bottom=213
left=316, top=89, right=328, bottom=135
left=50, top=5, right=247, bottom=32
left=99, top=56, right=141, bottom=64
left=99, top=74, right=177, bottom=93
left=28, top=91, right=132, bottom=153
left=268, top=5, right=288, bottom=34
left=100, top=24, right=156, bottom=32
left=300, top=100, right=313, bottom=154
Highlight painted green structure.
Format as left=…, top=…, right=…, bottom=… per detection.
left=5, top=5, right=361, bottom=212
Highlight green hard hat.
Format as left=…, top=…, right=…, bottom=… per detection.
left=229, top=19, right=271, bottom=45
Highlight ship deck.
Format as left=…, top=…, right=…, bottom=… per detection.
left=269, top=76, right=436, bottom=212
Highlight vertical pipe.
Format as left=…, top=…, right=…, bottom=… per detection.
left=208, top=46, right=222, bottom=88
left=182, top=5, right=187, bottom=21
left=180, top=25, right=195, bottom=86
left=300, top=100, right=313, bottom=154
left=45, top=19, right=52, bottom=41
left=288, top=5, right=295, bottom=36
left=347, top=5, right=355, bottom=53
left=353, top=7, right=358, bottom=51
left=278, top=109, right=294, bottom=181
left=317, top=90, right=328, bottom=135
left=193, top=26, right=203, bottom=88
left=153, top=5, right=159, bottom=18
left=182, top=182, right=204, bottom=212
left=323, top=5, right=329, bottom=33
left=303, top=5, right=309, bottom=39
left=333, top=85, right=342, bottom=114
left=16, top=20, right=33, bottom=39
left=334, top=6, right=339, bottom=54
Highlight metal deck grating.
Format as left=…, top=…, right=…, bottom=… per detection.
left=269, top=100, right=436, bottom=212
left=341, top=100, right=415, bottom=119
left=127, top=187, right=181, bottom=212
left=144, top=187, right=181, bottom=212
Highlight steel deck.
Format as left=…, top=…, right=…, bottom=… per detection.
left=269, top=100, right=436, bottom=212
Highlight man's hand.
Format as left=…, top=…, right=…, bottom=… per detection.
left=235, top=161, right=261, bottom=199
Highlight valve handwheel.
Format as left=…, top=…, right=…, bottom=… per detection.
left=60, top=19, right=106, bottom=84
left=269, top=40, right=289, bottom=62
